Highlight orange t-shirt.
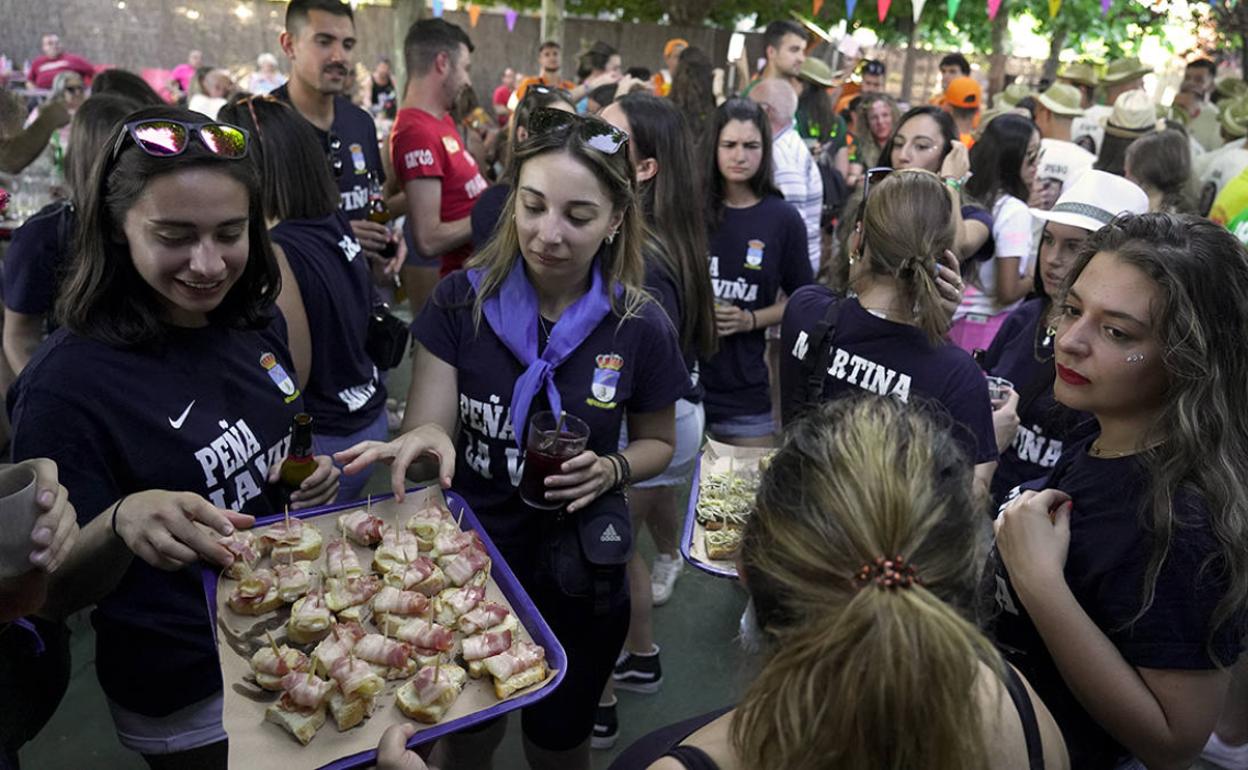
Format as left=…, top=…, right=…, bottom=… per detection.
left=515, top=75, right=576, bottom=101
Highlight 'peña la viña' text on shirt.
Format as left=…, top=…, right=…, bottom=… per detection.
left=459, top=393, right=522, bottom=486
left=193, top=418, right=292, bottom=510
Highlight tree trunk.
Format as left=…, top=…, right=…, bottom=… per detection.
left=901, top=18, right=919, bottom=104
left=391, top=0, right=424, bottom=87
left=988, top=0, right=1010, bottom=97
left=1242, top=29, right=1248, bottom=82
left=541, top=0, right=565, bottom=52
left=660, top=0, right=717, bottom=25
left=1043, top=27, right=1067, bottom=83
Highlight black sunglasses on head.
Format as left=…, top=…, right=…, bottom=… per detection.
left=527, top=108, right=629, bottom=155
left=855, top=166, right=894, bottom=226
left=111, top=118, right=249, bottom=162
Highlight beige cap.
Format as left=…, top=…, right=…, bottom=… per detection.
left=1103, top=89, right=1160, bottom=138
left=1057, top=61, right=1098, bottom=87
left=1101, top=57, right=1152, bottom=87
left=1036, top=82, right=1086, bottom=117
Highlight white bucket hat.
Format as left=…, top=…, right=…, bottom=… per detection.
left=1031, top=169, right=1149, bottom=231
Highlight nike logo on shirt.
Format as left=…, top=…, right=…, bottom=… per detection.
left=169, top=400, right=196, bottom=430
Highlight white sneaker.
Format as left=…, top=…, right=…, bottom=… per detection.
left=650, top=554, right=683, bottom=606
left=1203, top=732, right=1248, bottom=770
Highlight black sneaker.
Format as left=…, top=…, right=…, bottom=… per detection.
left=592, top=699, right=618, bottom=750
left=612, top=644, right=663, bottom=693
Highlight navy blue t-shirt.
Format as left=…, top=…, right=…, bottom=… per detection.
left=270, top=211, right=386, bottom=435
left=2, top=199, right=73, bottom=316
left=413, top=271, right=689, bottom=543
left=701, top=195, right=813, bottom=421
left=962, top=204, right=995, bottom=267
left=991, top=436, right=1246, bottom=769
left=643, top=245, right=703, bottom=404
left=8, top=315, right=304, bottom=716
left=983, top=298, right=1096, bottom=504
left=779, top=286, right=997, bottom=463
left=470, top=183, right=510, bottom=252
left=272, top=84, right=384, bottom=220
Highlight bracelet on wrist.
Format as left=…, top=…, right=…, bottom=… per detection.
left=748, top=309, right=757, bottom=331
left=110, top=495, right=129, bottom=539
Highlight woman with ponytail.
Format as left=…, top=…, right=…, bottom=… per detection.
left=611, top=396, right=1069, bottom=770
left=778, top=168, right=998, bottom=495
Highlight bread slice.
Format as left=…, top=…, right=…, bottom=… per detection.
left=228, top=587, right=284, bottom=616
left=367, top=657, right=419, bottom=681
left=328, top=691, right=373, bottom=732
left=493, top=660, right=548, bottom=699
left=264, top=702, right=326, bottom=745
left=287, top=614, right=334, bottom=645
left=395, top=664, right=468, bottom=724
left=467, top=659, right=487, bottom=679
left=337, top=604, right=369, bottom=624
left=271, top=526, right=324, bottom=562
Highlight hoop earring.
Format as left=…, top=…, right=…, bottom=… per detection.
left=606, top=230, right=617, bottom=245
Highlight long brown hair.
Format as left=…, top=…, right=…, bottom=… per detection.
left=734, top=396, right=1002, bottom=770
left=467, top=116, right=647, bottom=323
left=859, top=169, right=957, bottom=344
left=733, top=396, right=998, bottom=768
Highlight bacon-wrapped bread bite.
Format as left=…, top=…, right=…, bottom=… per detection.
left=312, top=621, right=366, bottom=676
left=287, top=587, right=334, bottom=644
left=383, top=557, right=447, bottom=597
left=353, top=633, right=417, bottom=679
left=372, top=586, right=432, bottom=634
left=337, top=509, right=385, bottom=547
left=394, top=617, right=457, bottom=666
left=228, top=568, right=283, bottom=615
left=395, top=663, right=468, bottom=724
left=274, top=560, right=313, bottom=603
left=431, top=527, right=479, bottom=559
left=405, top=506, right=451, bottom=548
left=219, top=531, right=265, bottom=579
left=373, top=526, right=423, bottom=574
left=269, top=519, right=324, bottom=562
left=325, top=575, right=382, bottom=622
left=250, top=644, right=310, bottom=691
left=432, top=584, right=485, bottom=626
left=325, top=655, right=384, bottom=730
left=482, top=641, right=548, bottom=699
left=438, top=544, right=491, bottom=588
left=325, top=538, right=363, bottom=578
left=456, top=602, right=517, bottom=636
left=462, top=628, right=514, bottom=678
left=265, top=671, right=336, bottom=745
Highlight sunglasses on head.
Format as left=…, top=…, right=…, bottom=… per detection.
left=111, top=118, right=249, bottom=162
left=855, top=166, right=894, bottom=225
left=527, top=108, right=629, bottom=155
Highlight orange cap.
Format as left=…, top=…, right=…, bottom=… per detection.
left=664, top=39, right=689, bottom=59
left=945, top=76, right=983, bottom=109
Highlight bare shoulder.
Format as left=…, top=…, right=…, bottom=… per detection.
left=977, top=661, right=1070, bottom=770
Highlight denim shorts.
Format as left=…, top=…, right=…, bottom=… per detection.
left=106, top=691, right=225, bottom=755
left=621, top=399, right=705, bottom=489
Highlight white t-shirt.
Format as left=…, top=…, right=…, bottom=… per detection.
left=955, top=194, right=1033, bottom=321
left=770, top=124, right=824, bottom=274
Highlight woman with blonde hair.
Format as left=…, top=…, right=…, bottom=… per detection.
left=780, top=168, right=998, bottom=495
left=612, top=396, right=1068, bottom=769
left=336, top=109, right=689, bottom=770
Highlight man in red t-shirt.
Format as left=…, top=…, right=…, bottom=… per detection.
left=492, top=68, right=515, bottom=126
left=26, top=34, right=94, bottom=90
left=392, top=18, right=486, bottom=285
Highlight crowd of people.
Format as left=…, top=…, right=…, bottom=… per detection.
left=2, top=2, right=1248, bottom=769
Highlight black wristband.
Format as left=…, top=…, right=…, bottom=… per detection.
left=748, top=309, right=757, bottom=331
left=110, top=496, right=128, bottom=539
left=609, top=453, right=632, bottom=488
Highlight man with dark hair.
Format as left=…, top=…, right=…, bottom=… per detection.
left=1179, top=58, right=1223, bottom=151
left=939, top=53, right=971, bottom=91
left=392, top=18, right=486, bottom=287
left=741, top=20, right=807, bottom=97
left=275, top=0, right=391, bottom=257
left=516, top=40, right=575, bottom=101
left=860, top=59, right=886, bottom=93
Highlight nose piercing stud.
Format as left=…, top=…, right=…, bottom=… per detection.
left=1126, top=352, right=1145, bottom=364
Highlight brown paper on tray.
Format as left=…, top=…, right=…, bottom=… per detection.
left=688, top=440, right=772, bottom=572
left=217, top=487, right=557, bottom=770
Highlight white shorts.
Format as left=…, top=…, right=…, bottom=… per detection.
left=621, top=399, right=705, bottom=489
left=106, top=691, right=225, bottom=755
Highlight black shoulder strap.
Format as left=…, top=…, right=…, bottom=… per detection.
left=662, top=746, right=722, bottom=770
left=1001, top=664, right=1046, bottom=770
left=800, top=294, right=847, bottom=414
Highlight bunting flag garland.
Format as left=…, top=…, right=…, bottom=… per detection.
left=913, top=0, right=928, bottom=23
left=504, top=8, right=518, bottom=31
left=432, top=0, right=444, bottom=17
left=814, top=0, right=825, bottom=15
left=987, top=0, right=1003, bottom=19
left=878, top=0, right=892, bottom=20
left=948, top=0, right=961, bottom=19
left=847, top=0, right=858, bottom=18
left=468, top=4, right=482, bottom=26
left=1048, top=0, right=1060, bottom=16
left=1101, top=0, right=1111, bottom=13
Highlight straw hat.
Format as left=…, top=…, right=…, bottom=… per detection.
left=1036, top=82, right=1085, bottom=117
left=1222, top=97, right=1248, bottom=140
left=1057, top=61, right=1098, bottom=88
left=1217, top=77, right=1248, bottom=102
left=799, top=57, right=836, bottom=88
left=1031, top=169, right=1149, bottom=232
left=945, top=76, right=983, bottom=109
left=996, top=82, right=1033, bottom=108
left=1103, top=89, right=1161, bottom=138
left=1101, top=57, right=1152, bottom=87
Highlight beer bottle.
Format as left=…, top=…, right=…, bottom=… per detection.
left=366, top=172, right=397, bottom=259
left=280, top=413, right=317, bottom=493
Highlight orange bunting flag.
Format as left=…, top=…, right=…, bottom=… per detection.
left=468, top=4, right=482, bottom=26
left=814, top=0, right=826, bottom=14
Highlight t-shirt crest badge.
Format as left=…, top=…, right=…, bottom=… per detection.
left=442, top=135, right=461, bottom=154
left=589, top=352, right=623, bottom=406
left=349, top=143, right=367, bottom=174
left=260, top=352, right=300, bottom=403
left=745, top=239, right=765, bottom=270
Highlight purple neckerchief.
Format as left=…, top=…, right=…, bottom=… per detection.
left=467, top=257, right=612, bottom=450
left=12, top=617, right=45, bottom=655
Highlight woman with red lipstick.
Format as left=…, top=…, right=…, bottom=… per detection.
left=7, top=105, right=340, bottom=768
left=991, top=214, right=1248, bottom=769
left=699, top=99, right=813, bottom=447
left=981, top=171, right=1150, bottom=505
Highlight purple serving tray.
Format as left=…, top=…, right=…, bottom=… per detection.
left=679, top=455, right=739, bottom=580
left=201, top=487, right=567, bottom=770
